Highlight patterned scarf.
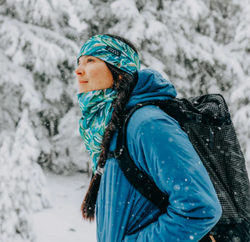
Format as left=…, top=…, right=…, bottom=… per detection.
left=77, top=88, right=118, bottom=173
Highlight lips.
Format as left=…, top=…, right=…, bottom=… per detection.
left=79, top=81, right=88, bottom=84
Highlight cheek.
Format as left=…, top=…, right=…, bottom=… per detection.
left=89, top=62, right=114, bottom=88
left=104, top=69, right=113, bottom=84
left=94, top=71, right=102, bottom=84
left=95, top=67, right=111, bottom=82
left=92, top=70, right=99, bottom=76
left=92, top=65, right=103, bottom=77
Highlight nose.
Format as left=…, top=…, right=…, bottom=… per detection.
left=75, top=65, right=84, bottom=75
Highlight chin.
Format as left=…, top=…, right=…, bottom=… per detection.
left=79, top=89, right=88, bottom=93
left=78, top=86, right=89, bottom=93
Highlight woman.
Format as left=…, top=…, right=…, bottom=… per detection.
left=75, top=34, right=222, bottom=242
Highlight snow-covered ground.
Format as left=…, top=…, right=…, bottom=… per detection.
left=32, top=171, right=96, bottom=242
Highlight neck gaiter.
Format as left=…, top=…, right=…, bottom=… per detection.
left=77, top=88, right=118, bottom=173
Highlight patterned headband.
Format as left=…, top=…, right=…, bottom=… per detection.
left=77, top=34, right=141, bottom=77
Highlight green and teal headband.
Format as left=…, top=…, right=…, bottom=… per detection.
left=77, top=34, right=141, bottom=78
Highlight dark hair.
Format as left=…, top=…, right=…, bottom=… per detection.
left=81, top=34, right=139, bottom=221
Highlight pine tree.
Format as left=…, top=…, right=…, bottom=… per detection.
left=0, top=0, right=89, bottom=240
left=0, top=110, right=51, bottom=241
left=0, top=0, right=90, bottom=173
left=0, top=0, right=249, bottom=240
left=229, top=0, right=250, bottom=169
left=0, top=49, right=41, bottom=241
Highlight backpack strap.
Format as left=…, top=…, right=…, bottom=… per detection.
left=107, top=101, right=170, bottom=213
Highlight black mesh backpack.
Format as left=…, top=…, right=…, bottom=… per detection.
left=107, top=94, right=250, bottom=242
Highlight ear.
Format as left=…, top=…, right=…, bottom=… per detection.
left=119, top=74, right=122, bottom=80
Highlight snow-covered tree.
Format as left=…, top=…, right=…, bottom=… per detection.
left=0, top=0, right=90, bottom=173
left=0, top=46, right=52, bottom=240
left=0, top=0, right=89, bottom=240
left=229, top=0, right=250, bottom=169
left=0, top=0, right=249, bottom=240
left=0, top=109, right=52, bottom=241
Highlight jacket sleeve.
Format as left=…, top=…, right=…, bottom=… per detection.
left=123, top=106, right=222, bottom=242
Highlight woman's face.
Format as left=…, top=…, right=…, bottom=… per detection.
left=75, top=55, right=114, bottom=93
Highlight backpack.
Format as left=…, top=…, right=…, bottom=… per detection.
left=107, top=93, right=250, bottom=242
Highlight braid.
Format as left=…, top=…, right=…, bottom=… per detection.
left=99, top=65, right=137, bottom=164
left=81, top=35, right=139, bottom=221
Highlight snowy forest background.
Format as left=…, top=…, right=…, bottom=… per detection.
left=0, top=0, right=250, bottom=241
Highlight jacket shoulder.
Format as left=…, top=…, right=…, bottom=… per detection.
left=126, top=104, right=180, bottom=139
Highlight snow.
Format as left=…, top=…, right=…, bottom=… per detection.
left=32, top=171, right=96, bottom=242
left=1, top=0, right=250, bottom=240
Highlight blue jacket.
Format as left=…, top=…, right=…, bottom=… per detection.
left=96, top=68, right=222, bottom=242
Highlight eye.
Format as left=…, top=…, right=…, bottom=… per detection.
left=77, top=58, right=94, bottom=66
left=87, top=58, right=94, bottom=63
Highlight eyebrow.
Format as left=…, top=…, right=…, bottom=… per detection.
left=78, top=55, right=91, bottom=63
